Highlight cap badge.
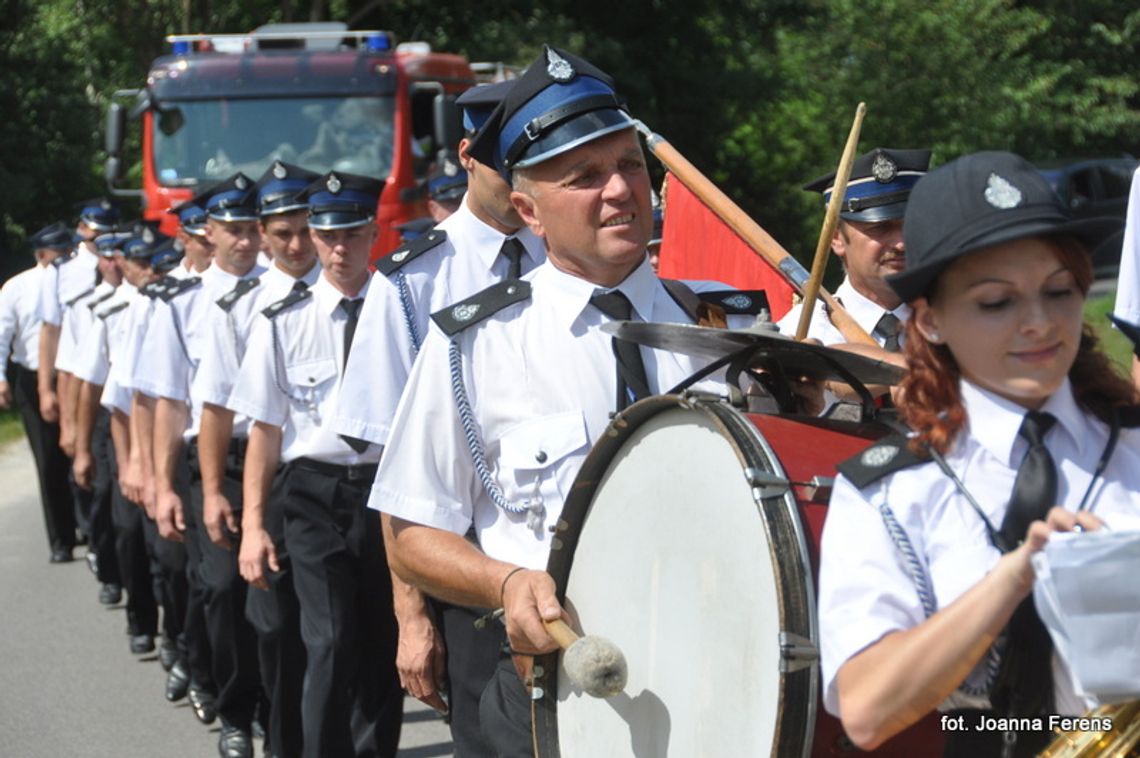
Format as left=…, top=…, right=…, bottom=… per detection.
left=99, top=199, right=112, bottom=210
left=872, top=153, right=898, bottom=183
left=391, top=250, right=409, bottom=263
left=327, top=174, right=342, bottom=194
left=546, top=49, right=575, bottom=82
left=452, top=303, right=480, bottom=322
left=272, top=162, right=287, bottom=179
left=235, top=175, right=248, bottom=190
left=142, top=228, right=155, bottom=244
left=443, top=159, right=459, bottom=177
left=722, top=294, right=753, bottom=310
left=861, top=444, right=899, bottom=468
left=984, top=173, right=1022, bottom=209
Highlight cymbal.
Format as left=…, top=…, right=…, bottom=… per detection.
left=602, top=321, right=904, bottom=386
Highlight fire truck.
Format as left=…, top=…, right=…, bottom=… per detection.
left=104, top=22, right=474, bottom=253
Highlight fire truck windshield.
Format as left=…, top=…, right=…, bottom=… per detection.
left=152, top=95, right=395, bottom=186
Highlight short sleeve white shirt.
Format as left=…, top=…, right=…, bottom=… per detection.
left=819, top=378, right=1140, bottom=717
left=371, top=258, right=731, bottom=569
left=332, top=195, right=546, bottom=445
left=1113, top=165, right=1140, bottom=324
left=228, top=273, right=378, bottom=466
left=0, top=265, right=46, bottom=370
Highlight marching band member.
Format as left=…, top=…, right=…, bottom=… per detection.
left=374, top=47, right=764, bottom=756
left=819, top=151, right=1139, bottom=756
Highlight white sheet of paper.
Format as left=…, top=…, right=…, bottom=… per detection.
left=1032, top=530, right=1140, bottom=704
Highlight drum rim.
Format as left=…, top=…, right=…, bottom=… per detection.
left=533, top=394, right=818, bottom=758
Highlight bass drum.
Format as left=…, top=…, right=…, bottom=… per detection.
left=532, top=394, right=944, bottom=757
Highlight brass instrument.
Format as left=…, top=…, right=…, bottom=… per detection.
left=1039, top=701, right=1140, bottom=757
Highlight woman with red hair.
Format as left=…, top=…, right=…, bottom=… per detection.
left=818, top=151, right=1139, bottom=756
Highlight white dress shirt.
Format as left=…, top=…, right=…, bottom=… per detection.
left=228, top=273, right=378, bottom=466
left=778, top=278, right=910, bottom=347
left=72, top=283, right=135, bottom=387
left=371, top=258, right=733, bottom=570
left=0, top=265, right=46, bottom=370
left=191, top=261, right=321, bottom=437
left=332, top=194, right=546, bottom=445
left=1113, top=165, right=1140, bottom=324
left=819, top=378, right=1140, bottom=717
left=135, top=261, right=266, bottom=439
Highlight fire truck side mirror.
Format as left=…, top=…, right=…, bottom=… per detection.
left=433, top=94, right=462, bottom=154
left=105, top=102, right=126, bottom=157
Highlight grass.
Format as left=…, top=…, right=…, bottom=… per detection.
left=0, top=408, right=26, bottom=446
left=1085, top=290, right=1132, bottom=378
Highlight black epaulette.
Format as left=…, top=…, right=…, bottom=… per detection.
left=430, top=279, right=531, bottom=337
left=836, top=434, right=929, bottom=489
left=140, top=277, right=173, bottom=300
left=96, top=301, right=129, bottom=320
left=1109, top=315, right=1140, bottom=359
left=261, top=287, right=312, bottom=319
left=157, top=276, right=202, bottom=303
left=86, top=289, right=116, bottom=310
left=697, top=289, right=770, bottom=316
left=216, top=277, right=261, bottom=313
left=374, top=229, right=447, bottom=276
left=51, top=250, right=77, bottom=268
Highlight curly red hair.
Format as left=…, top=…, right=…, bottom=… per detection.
left=899, top=236, right=1139, bottom=454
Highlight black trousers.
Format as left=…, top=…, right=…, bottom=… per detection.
left=82, top=409, right=120, bottom=585
left=434, top=601, right=506, bottom=757
left=8, top=362, right=76, bottom=555
left=478, top=657, right=534, bottom=758
left=108, top=445, right=158, bottom=636
left=188, top=438, right=261, bottom=730
left=246, top=468, right=305, bottom=758
left=282, top=458, right=403, bottom=758
left=178, top=444, right=215, bottom=691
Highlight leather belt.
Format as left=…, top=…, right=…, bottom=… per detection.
left=290, top=456, right=378, bottom=483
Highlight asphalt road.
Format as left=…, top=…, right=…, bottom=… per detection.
left=0, top=437, right=453, bottom=758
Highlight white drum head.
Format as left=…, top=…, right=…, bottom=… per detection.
left=534, top=397, right=816, bottom=758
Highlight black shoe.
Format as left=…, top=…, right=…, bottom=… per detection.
left=85, top=550, right=98, bottom=574
left=165, top=660, right=190, bottom=702
left=188, top=686, right=218, bottom=725
left=98, top=583, right=122, bottom=605
left=158, top=637, right=178, bottom=671
left=129, top=633, right=155, bottom=654
left=49, top=547, right=73, bottom=563
left=217, top=724, right=252, bottom=758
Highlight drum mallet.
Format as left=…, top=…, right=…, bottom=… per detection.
left=544, top=618, right=628, bottom=698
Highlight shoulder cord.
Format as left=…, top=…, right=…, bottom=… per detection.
left=448, top=339, right=544, bottom=529
left=170, top=302, right=191, bottom=362
left=269, top=318, right=292, bottom=398
left=226, top=310, right=242, bottom=364
left=394, top=272, right=421, bottom=356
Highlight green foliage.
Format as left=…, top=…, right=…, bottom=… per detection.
left=1, top=0, right=1137, bottom=286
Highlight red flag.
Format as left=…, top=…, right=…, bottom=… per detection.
left=657, top=172, right=795, bottom=321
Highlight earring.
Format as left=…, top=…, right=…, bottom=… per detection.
left=928, top=332, right=941, bottom=343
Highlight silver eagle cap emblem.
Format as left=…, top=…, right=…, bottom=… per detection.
left=872, top=153, right=898, bottom=183
left=984, top=173, right=1022, bottom=209
left=327, top=174, right=342, bottom=194
left=272, top=161, right=287, bottom=179
left=546, top=49, right=575, bottom=82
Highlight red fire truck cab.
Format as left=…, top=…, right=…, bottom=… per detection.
left=105, top=22, right=474, bottom=254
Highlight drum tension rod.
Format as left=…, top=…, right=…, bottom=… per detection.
left=779, top=632, right=819, bottom=673
left=744, top=467, right=790, bottom=500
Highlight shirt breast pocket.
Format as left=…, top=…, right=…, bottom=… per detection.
left=497, top=411, right=589, bottom=515
left=284, top=357, right=339, bottom=423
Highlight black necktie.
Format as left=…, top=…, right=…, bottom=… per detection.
left=875, top=312, right=902, bottom=353
left=339, top=297, right=363, bottom=370
left=992, top=411, right=1058, bottom=721
left=590, top=290, right=651, bottom=411
left=500, top=237, right=525, bottom=279
left=337, top=297, right=369, bottom=454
